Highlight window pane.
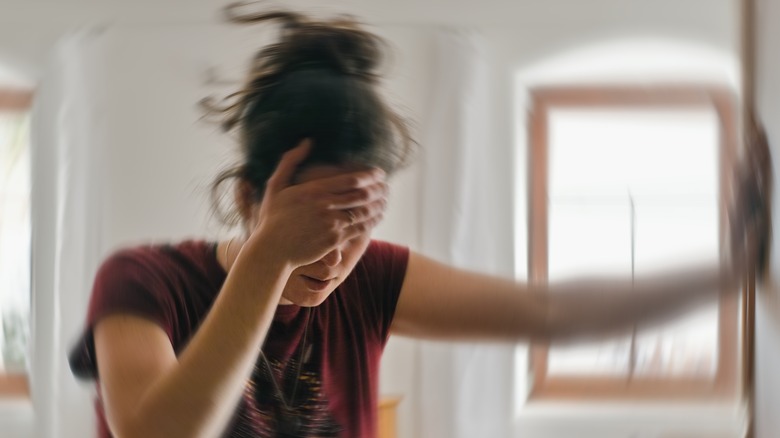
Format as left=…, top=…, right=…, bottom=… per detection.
left=0, top=111, right=30, bottom=374
left=549, top=201, right=632, bottom=279
left=549, top=108, right=718, bottom=200
left=634, top=303, right=718, bottom=377
left=548, top=337, right=633, bottom=376
left=548, top=201, right=633, bottom=376
left=546, top=106, right=719, bottom=379
left=632, top=202, right=719, bottom=377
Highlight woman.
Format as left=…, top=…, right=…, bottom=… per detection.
left=68, top=6, right=768, bottom=438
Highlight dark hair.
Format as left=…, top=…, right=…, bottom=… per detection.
left=203, top=4, right=415, bottom=225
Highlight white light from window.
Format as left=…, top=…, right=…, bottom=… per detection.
left=0, top=110, right=30, bottom=374
left=546, top=107, right=719, bottom=378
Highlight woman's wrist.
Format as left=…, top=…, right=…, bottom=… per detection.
left=231, top=234, right=296, bottom=285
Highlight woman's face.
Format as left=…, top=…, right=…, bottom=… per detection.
left=253, top=163, right=374, bottom=307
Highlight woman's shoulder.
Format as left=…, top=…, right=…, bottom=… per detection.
left=98, top=239, right=218, bottom=277
left=352, top=239, right=410, bottom=286
left=336, top=240, right=410, bottom=344
left=363, top=239, right=409, bottom=260
left=72, top=240, right=223, bottom=381
left=103, top=239, right=214, bottom=261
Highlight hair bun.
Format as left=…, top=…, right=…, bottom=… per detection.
left=224, top=3, right=385, bottom=79
left=208, top=4, right=415, bottom=227
left=284, top=24, right=382, bottom=77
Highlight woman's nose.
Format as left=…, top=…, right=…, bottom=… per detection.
left=321, top=248, right=343, bottom=267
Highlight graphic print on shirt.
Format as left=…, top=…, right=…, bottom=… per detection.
left=228, top=348, right=343, bottom=438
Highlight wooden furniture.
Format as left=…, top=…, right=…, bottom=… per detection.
left=378, top=396, right=402, bottom=438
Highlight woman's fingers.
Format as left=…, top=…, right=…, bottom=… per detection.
left=314, top=168, right=386, bottom=194
left=342, top=204, right=386, bottom=241
left=728, top=120, right=773, bottom=280
left=326, top=181, right=388, bottom=210
left=340, top=197, right=387, bottom=228
left=748, top=122, right=772, bottom=277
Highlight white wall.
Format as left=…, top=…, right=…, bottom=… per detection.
left=0, top=1, right=743, bottom=437
left=753, top=1, right=780, bottom=437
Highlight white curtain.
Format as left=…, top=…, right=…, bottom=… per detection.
left=30, top=28, right=107, bottom=438
left=26, top=23, right=245, bottom=437
left=416, top=30, right=517, bottom=438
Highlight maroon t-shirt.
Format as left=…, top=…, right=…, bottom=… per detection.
left=68, top=239, right=409, bottom=438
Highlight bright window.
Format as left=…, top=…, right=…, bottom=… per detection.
left=528, top=87, right=739, bottom=399
left=0, top=89, right=32, bottom=397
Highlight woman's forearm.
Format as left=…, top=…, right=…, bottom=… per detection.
left=542, top=263, right=737, bottom=342
left=126, top=243, right=292, bottom=438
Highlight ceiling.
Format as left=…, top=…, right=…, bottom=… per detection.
left=0, top=0, right=738, bottom=82
left=0, top=0, right=736, bottom=26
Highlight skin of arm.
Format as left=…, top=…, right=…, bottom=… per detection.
left=96, top=243, right=293, bottom=438
left=391, top=251, right=738, bottom=343
left=393, top=110, right=766, bottom=343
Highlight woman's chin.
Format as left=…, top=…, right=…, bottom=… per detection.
left=281, top=283, right=337, bottom=307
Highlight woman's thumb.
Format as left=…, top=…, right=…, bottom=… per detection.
left=266, top=139, right=312, bottom=193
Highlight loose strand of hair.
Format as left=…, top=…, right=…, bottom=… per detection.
left=210, top=166, right=246, bottom=226
left=223, top=3, right=306, bottom=28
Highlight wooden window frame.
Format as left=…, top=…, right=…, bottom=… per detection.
left=527, top=86, right=739, bottom=401
left=0, top=88, right=33, bottom=398
left=0, top=89, right=32, bottom=111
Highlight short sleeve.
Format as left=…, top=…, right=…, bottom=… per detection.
left=357, top=240, right=410, bottom=345
left=68, top=249, right=176, bottom=380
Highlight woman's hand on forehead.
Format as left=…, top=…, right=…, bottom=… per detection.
left=294, top=164, right=386, bottom=193
left=302, top=169, right=388, bottom=210
left=245, top=139, right=388, bottom=268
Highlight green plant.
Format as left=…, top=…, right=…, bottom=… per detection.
left=2, top=308, right=29, bottom=373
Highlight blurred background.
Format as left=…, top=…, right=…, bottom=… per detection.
left=1, top=0, right=780, bottom=437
